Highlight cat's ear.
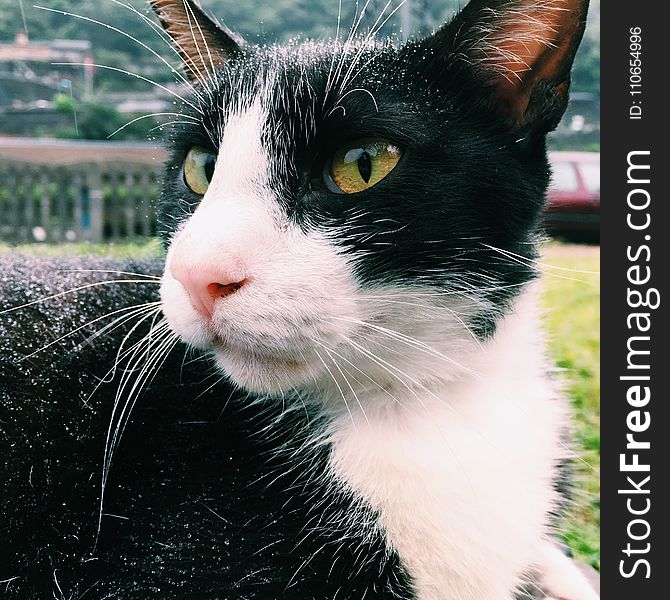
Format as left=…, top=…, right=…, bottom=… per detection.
left=150, top=0, right=244, bottom=82
left=414, top=0, right=588, bottom=132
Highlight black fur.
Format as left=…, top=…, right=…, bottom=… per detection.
left=0, top=255, right=414, bottom=599
left=2, top=1, right=590, bottom=597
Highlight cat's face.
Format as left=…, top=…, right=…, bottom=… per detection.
left=155, top=0, right=587, bottom=395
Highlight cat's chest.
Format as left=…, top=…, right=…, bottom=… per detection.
left=324, top=317, right=567, bottom=599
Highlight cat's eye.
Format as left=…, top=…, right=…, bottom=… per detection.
left=183, top=146, right=217, bottom=195
left=325, top=139, right=402, bottom=194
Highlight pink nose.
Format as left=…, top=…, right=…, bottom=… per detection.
left=170, top=260, right=247, bottom=318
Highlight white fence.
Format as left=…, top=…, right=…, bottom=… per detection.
left=0, top=138, right=168, bottom=243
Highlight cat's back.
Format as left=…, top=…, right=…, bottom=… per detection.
left=0, top=253, right=164, bottom=596
left=0, top=253, right=414, bottom=599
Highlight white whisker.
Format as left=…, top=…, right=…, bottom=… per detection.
left=313, top=347, right=358, bottom=435
left=312, top=338, right=410, bottom=411
left=96, top=316, right=178, bottom=545
left=51, top=62, right=204, bottom=115
left=107, top=112, right=199, bottom=139
left=0, top=278, right=161, bottom=316
left=322, top=345, right=370, bottom=427
left=34, top=4, right=204, bottom=102
left=19, top=301, right=162, bottom=362
left=336, top=315, right=482, bottom=378
left=182, top=0, right=219, bottom=92
left=483, top=243, right=600, bottom=281
left=60, top=269, right=161, bottom=280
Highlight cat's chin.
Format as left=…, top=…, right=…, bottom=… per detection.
left=210, top=341, right=316, bottom=394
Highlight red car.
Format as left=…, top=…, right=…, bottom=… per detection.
left=544, top=151, right=600, bottom=242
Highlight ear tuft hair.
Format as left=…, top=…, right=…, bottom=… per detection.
left=150, top=0, right=244, bottom=83
left=415, top=0, right=589, bottom=132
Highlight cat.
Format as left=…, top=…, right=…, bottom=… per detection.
left=0, top=0, right=597, bottom=599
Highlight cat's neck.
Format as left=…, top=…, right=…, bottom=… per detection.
left=321, top=284, right=566, bottom=600
left=298, top=283, right=549, bottom=423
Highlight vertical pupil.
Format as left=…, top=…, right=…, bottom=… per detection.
left=204, top=155, right=216, bottom=182
left=357, top=151, right=372, bottom=183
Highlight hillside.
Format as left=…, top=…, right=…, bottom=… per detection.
left=1, top=0, right=599, bottom=93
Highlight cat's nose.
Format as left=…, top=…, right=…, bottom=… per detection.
left=170, top=260, right=247, bottom=318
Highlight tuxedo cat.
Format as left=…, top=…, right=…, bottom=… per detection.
left=0, top=1, right=597, bottom=598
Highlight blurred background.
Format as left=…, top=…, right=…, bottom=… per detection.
left=0, top=0, right=600, bottom=571
left=0, top=0, right=599, bottom=244
left=0, top=0, right=599, bottom=146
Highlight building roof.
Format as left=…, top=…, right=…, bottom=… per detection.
left=0, top=34, right=91, bottom=63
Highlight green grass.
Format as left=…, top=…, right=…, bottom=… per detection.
left=2, top=239, right=600, bottom=568
left=540, top=242, right=600, bottom=569
left=0, top=239, right=164, bottom=259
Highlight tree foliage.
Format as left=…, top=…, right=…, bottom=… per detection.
left=1, top=0, right=599, bottom=95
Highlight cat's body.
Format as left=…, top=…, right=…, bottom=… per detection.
left=1, top=1, right=597, bottom=598
left=1, top=255, right=415, bottom=599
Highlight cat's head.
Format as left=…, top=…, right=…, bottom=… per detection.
left=154, top=0, right=588, bottom=395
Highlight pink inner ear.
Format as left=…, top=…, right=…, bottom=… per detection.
left=482, top=0, right=587, bottom=126
left=150, top=0, right=240, bottom=83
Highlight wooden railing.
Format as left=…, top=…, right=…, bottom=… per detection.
left=0, top=138, right=168, bottom=243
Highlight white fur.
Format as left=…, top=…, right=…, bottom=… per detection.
left=326, top=286, right=577, bottom=600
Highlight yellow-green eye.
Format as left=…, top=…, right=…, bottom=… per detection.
left=183, top=146, right=217, bottom=195
left=325, top=138, right=402, bottom=194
